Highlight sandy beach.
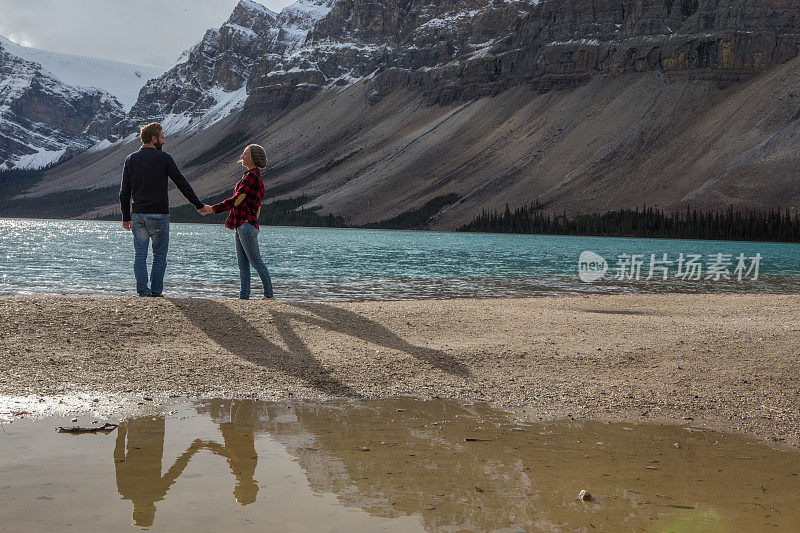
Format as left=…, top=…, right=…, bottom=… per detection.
left=1, top=293, right=798, bottom=447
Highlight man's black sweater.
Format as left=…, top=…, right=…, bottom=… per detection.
left=119, top=147, right=204, bottom=221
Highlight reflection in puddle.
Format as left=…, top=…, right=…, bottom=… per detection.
left=2, top=398, right=799, bottom=531
left=113, top=403, right=264, bottom=527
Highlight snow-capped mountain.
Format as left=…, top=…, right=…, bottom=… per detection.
left=0, top=35, right=161, bottom=170
left=0, top=40, right=123, bottom=170
left=0, top=36, right=162, bottom=111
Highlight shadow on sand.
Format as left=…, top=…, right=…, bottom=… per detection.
left=170, top=299, right=469, bottom=397
left=170, top=298, right=359, bottom=397
left=284, top=302, right=470, bottom=377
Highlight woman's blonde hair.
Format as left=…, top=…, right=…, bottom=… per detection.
left=246, top=144, right=268, bottom=169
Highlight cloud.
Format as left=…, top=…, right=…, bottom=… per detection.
left=0, top=0, right=294, bottom=67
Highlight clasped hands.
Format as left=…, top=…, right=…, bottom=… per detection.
left=122, top=204, right=213, bottom=230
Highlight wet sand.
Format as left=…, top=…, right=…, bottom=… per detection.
left=1, top=294, right=799, bottom=447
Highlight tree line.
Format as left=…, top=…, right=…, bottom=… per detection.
left=3, top=165, right=799, bottom=243
left=459, top=202, right=800, bottom=242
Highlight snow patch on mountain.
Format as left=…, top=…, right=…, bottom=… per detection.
left=160, top=86, right=249, bottom=134
left=418, top=9, right=482, bottom=31
left=258, top=3, right=333, bottom=53
left=285, top=0, right=334, bottom=21
left=12, top=148, right=67, bottom=170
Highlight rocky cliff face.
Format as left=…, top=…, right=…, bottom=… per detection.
left=504, top=0, right=800, bottom=88
left=243, top=0, right=800, bottom=112
left=0, top=40, right=125, bottom=170
left=246, top=0, right=534, bottom=112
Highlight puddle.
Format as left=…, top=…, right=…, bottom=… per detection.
left=1, top=398, right=799, bottom=531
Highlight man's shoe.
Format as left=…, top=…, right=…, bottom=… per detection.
left=149, top=293, right=163, bottom=298
left=262, top=295, right=274, bottom=300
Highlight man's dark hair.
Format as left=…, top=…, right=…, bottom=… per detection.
left=139, top=122, right=163, bottom=145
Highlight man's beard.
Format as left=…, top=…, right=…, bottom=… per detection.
left=153, top=141, right=163, bottom=151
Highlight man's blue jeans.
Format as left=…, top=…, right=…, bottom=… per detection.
left=132, top=214, right=169, bottom=297
left=235, top=222, right=273, bottom=299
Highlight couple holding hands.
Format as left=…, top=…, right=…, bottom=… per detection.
left=120, top=122, right=273, bottom=300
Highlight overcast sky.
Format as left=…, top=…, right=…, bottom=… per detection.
left=0, top=0, right=294, bottom=68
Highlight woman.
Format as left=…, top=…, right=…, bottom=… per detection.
left=209, top=144, right=274, bottom=299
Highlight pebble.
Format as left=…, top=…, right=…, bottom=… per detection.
left=578, top=490, right=592, bottom=501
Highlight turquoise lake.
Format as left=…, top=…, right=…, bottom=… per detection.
left=1, top=219, right=798, bottom=300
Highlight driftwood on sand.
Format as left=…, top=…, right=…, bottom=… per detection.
left=57, top=423, right=119, bottom=434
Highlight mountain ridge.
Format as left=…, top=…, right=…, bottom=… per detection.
left=5, top=0, right=800, bottom=226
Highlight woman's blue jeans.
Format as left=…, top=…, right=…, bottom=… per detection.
left=234, top=222, right=273, bottom=299
left=131, top=214, right=169, bottom=297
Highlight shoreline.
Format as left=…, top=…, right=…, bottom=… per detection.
left=6, top=216, right=800, bottom=245
left=2, top=293, right=799, bottom=449
left=2, top=286, right=800, bottom=303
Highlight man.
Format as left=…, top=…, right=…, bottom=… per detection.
left=119, top=122, right=211, bottom=297
left=114, top=416, right=204, bottom=527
